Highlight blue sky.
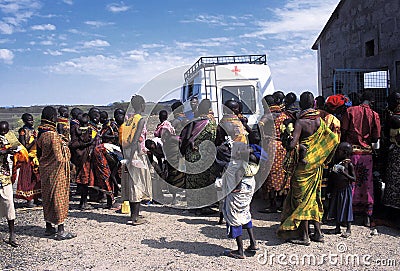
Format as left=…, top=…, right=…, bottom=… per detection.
left=0, top=0, right=340, bottom=107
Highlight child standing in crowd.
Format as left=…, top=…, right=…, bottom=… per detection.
left=0, top=121, right=20, bottom=247
left=57, top=106, right=70, bottom=142
left=327, top=142, right=355, bottom=238
left=154, top=110, right=175, bottom=138
left=70, top=113, right=95, bottom=210
left=16, top=113, right=41, bottom=207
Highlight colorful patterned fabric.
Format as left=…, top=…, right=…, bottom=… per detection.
left=37, top=126, right=71, bottom=225
left=121, top=114, right=152, bottom=202
left=57, top=117, right=70, bottom=142
left=222, top=155, right=255, bottom=236
left=324, top=114, right=341, bottom=137
left=154, top=120, right=175, bottom=137
left=383, top=144, right=400, bottom=209
left=326, top=94, right=349, bottom=110
left=351, top=150, right=374, bottom=216
left=278, top=120, right=339, bottom=239
left=73, top=126, right=96, bottom=186
left=0, top=132, right=21, bottom=186
left=341, top=104, right=381, bottom=148
left=100, top=120, right=119, bottom=145
left=90, top=144, right=114, bottom=196
left=184, top=117, right=217, bottom=190
left=265, top=109, right=289, bottom=192
left=16, top=126, right=41, bottom=200
left=218, top=114, right=248, bottom=143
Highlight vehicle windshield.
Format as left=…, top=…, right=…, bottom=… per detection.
left=222, top=85, right=256, bottom=114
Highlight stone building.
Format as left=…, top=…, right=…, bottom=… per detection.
left=312, top=0, right=400, bottom=110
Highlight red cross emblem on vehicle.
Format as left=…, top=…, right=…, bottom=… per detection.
left=231, top=66, right=241, bottom=76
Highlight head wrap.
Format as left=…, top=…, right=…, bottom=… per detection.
left=325, top=94, right=349, bottom=110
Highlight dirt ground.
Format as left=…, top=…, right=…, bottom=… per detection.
left=0, top=189, right=399, bottom=271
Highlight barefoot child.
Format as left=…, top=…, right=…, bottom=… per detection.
left=0, top=121, right=21, bottom=247
left=327, top=142, right=355, bottom=238
left=222, top=142, right=258, bottom=259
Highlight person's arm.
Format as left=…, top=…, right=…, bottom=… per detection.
left=57, top=123, right=63, bottom=135
left=50, top=132, right=67, bottom=162
left=18, top=128, right=27, bottom=147
left=339, top=162, right=356, bottom=182
left=288, top=120, right=302, bottom=150
left=371, top=112, right=381, bottom=143
left=341, top=110, right=350, bottom=142
left=215, top=124, right=227, bottom=147
left=102, top=127, right=118, bottom=142
left=132, top=118, right=144, bottom=152
left=179, top=121, right=194, bottom=155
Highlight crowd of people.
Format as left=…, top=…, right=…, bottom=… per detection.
left=0, top=89, right=399, bottom=260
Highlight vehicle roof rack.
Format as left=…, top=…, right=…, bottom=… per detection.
left=184, top=54, right=267, bottom=81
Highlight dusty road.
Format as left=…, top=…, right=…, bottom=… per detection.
left=1, top=193, right=399, bottom=271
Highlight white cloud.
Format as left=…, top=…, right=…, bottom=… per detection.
left=0, top=21, right=13, bottom=34
left=123, top=49, right=149, bottom=61
left=106, top=2, right=130, bottom=13
left=0, top=38, right=13, bottom=44
left=270, top=53, right=318, bottom=95
left=0, top=48, right=14, bottom=64
left=0, top=0, right=41, bottom=34
left=141, top=43, right=165, bottom=49
left=181, top=14, right=252, bottom=28
left=242, top=0, right=339, bottom=38
left=175, top=37, right=232, bottom=49
left=61, top=48, right=79, bottom=53
left=62, top=0, right=73, bottom=5
left=40, top=40, right=53, bottom=46
left=31, top=24, right=56, bottom=31
left=44, top=49, right=62, bottom=56
left=85, top=21, right=115, bottom=27
left=83, top=39, right=110, bottom=48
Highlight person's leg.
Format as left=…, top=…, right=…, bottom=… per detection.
left=235, top=235, right=244, bottom=257
left=290, top=220, right=311, bottom=245
left=45, top=222, right=56, bottom=236
left=310, top=221, right=324, bottom=242
left=218, top=212, right=224, bottom=225
left=128, top=202, right=145, bottom=225
left=270, top=191, right=277, bottom=211
left=55, top=224, right=76, bottom=240
left=341, top=222, right=351, bottom=238
left=246, top=227, right=257, bottom=250
left=57, top=223, right=65, bottom=235
left=329, top=220, right=341, bottom=234
left=79, top=184, right=90, bottom=209
left=6, top=219, right=18, bottom=247
left=106, top=194, right=115, bottom=209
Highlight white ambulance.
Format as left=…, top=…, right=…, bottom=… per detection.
left=181, top=54, right=275, bottom=126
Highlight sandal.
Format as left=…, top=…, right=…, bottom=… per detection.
left=55, top=232, right=77, bottom=241
left=3, top=238, right=19, bottom=248
left=224, top=250, right=245, bottom=259
left=245, top=246, right=260, bottom=253
left=44, top=227, right=57, bottom=236
left=127, top=218, right=147, bottom=226
left=289, top=238, right=311, bottom=246
left=340, top=232, right=351, bottom=238
left=310, top=234, right=325, bottom=243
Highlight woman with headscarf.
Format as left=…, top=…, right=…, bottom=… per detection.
left=180, top=99, right=217, bottom=212
left=37, top=106, right=76, bottom=240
